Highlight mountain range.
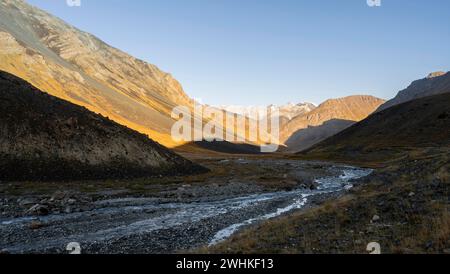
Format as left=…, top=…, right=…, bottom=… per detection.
left=280, top=95, right=385, bottom=152
left=0, top=0, right=193, bottom=148
left=0, top=0, right=449, bottom=255
left=303, top=72, right=450, bottom=162
left=0, top=0, right=388, bottom=154
left=0, top=0, right=448, bottom=158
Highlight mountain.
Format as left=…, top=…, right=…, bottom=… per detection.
left=0, top=71, right=205, bottom=181
left=216, top=102, right=316, bottom=135
left=220, top=103, right=315, bottom=119
left=302, top=92, right=450, bottom=162
left=0, top=0, right=194, bottom=147
left=272, top=102, right=316, bottom=129
left=276, top=102, right=317, bottom=120
left=281, top=95, right=385, bottom=152
left=378, top=71, right=450, bottom=111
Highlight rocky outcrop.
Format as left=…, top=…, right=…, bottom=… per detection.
left=0, top=71, right=206, bottom=181
left=427, top=71, right=446, bottom=79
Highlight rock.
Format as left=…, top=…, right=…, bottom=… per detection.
left=0, top=249, right=10, bottom=254
left=427, top=71, right=446, bottom=79
left=19, top=198, right=38, bottom=206
left=67, top=198, right=77, bottom=205
left=408, top=192, right=415, bottom=197
left=65, top=207, right=72, bottom=214
left=28, top=204, right=49, bottom=216
left=29, top=220, right=44, bottom=230
left=372, top=215, right=380, bottom=222
left=51, top=191, right=66, bottom=201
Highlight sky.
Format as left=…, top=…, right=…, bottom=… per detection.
left=27, top=0, right=450, bottom=106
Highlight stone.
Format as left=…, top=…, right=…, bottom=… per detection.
left=51, top=191, right=66, bottom=201
left=29, top=221, right=44, bottom=230
left=0, top=249, right=10, bottom=255
left=372, top=215, right=380, bottom=222
left=28, top=204, right=49, bottom=216
left=427, top=71, right=446, bottom=79
left=19, top=198, right=38, bottom=206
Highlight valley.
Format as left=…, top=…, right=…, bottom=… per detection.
left=206, top=149, right=449, bottom=254
left=0, top=0, right=448, bottom=256
left=0, top=155, right=372, bottom=254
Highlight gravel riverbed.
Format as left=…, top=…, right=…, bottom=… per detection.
left=0, top=158, right=372, bottom=254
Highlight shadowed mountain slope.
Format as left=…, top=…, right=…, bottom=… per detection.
left=284, top=119, right=355, bottom=152
left=0, top=71, right=205, bottom=181
left=302, top=92, right=450, bottom=162
left=378, top=71, right=450, bottom=111
left=281, top=95, right=385, bottom=152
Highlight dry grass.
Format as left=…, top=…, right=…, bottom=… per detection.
left=200, top=149, right=450, bottom=254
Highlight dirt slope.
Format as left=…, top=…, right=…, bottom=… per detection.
left=0, top=71, right=205, bottom=181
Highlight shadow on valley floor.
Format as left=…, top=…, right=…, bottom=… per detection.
left=175, top=141, right=265, bottom=155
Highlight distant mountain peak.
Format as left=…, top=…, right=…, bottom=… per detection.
left=378, top=71, right=450, bottom=111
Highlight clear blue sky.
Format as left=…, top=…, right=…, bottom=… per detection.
left=27, top=0, right=450, bottom=106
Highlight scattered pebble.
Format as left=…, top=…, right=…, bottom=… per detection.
left=372, top=215, right=380, bottom=222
